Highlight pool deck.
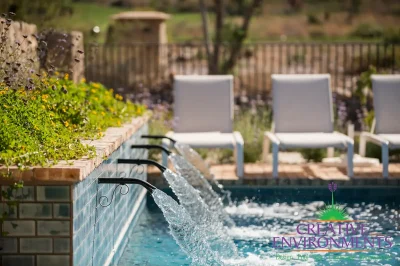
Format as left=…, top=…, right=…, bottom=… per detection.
left=148, top=163, right=400, bottom=187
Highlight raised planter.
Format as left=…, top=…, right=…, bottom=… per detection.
left=0, top=115, right=150, bottom=266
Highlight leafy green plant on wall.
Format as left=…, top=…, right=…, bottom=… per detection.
left=0, top=12, right=146, bottom=238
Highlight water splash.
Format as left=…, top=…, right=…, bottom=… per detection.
left=152, top=189, right=224, bottom=266
left=169, top=153, right=235, bottom=227
left=174, top=142, right=233, bottom=205
left=163, top=169, right=238, bottom=258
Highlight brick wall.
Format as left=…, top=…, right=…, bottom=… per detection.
left=0, top=120, right=149, bottom=266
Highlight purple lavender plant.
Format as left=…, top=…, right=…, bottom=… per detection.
left=328, top=181, right=337, bottom=205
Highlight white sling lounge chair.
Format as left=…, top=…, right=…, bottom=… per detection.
left=264, top=74, right=354, bottom=178
left=359, top=75, right=400, bottom=178
left=162, top=75, right=244, bottom=178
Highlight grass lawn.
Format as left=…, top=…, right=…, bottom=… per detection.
left=51, top=1, right=399, bottom=43
left=56, top=2, right=130, bottom=43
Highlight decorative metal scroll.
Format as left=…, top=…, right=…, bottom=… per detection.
left=99, top=184, right=130, bottom=207
left=98, top=163, right=145, bottom=207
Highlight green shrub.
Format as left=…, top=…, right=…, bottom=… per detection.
left=307, top=13, right=322, bottom=25
left=365, top=142, right=400, bottom=162
left=0, top=75, right=145, bottom=168
left=383, top=28, right=400, bottom=45
left=351, top=23, right=383, bottom=39
left=234, top=108, right=272, bottom=163
left=299, top=148, right=326, bottom=162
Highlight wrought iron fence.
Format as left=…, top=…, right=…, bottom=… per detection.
left=85, top=41, right=400, bottom=99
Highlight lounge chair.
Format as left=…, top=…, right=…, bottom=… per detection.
left=359, top=75, right=400, bottom=178
left=162, top=75, right=244, bottom=178
left=263, top=74, right=354, bottom=177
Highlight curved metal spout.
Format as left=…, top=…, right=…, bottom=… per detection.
left=131, top=144, right=172, bottom=155
left=141, top=135, right=177, bottom=144
left=117, top=159, right=167, bottom=173
left=98, top=178, right=156, bottom=193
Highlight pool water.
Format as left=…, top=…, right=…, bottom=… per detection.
left=118, top=188, right=400, bottom=266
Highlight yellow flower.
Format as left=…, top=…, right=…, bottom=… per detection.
left=101, top=112, right=105, bottom=116
left=92, top=83, right=100, bottom=89
left=50, top=113, right=55, bottom=117
left=92, top=110, right=97, bottom=115
left=115, top=94, right=123, bottom=100
left=41, top=105, right=45, bottom=109
left=91, top=89, right=96, bottom=93
left=62, top=108, right=67, bottom=113
left=55, top=71, right=60, bottom=76
left=81, top=78, right=86, bottom=83
left=64, top=73, right=69, bottom=80
left=42, top=94, right=49, bottom=102
left=64, top=121, right=69, bottom=127
left=117, top=120, right=121, bottom=126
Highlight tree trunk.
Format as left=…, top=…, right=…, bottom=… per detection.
left=221, top=0, right=262, bottom=74
left=199, top=0, right=212, bottom=72
left=211, top=0, right=225, bottom=74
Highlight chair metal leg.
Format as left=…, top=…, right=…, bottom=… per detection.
left=346, top=143, right=354, bottom=177
left=272, top=143, right=279, bottom=178
left=382, top=144, right=389, bottom=178
left=235, top=145, right=244, bottom=178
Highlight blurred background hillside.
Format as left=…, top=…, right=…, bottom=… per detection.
left=1, top=0, right=399, bottom=44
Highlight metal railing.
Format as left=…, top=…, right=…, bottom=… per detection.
left=85, top=41, right=399, bottom=98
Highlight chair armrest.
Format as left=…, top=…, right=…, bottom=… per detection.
left=333, top=131, right=354, bottom=145
left=264, top=131, right=280, bottom=145
left=360, top=132, right=389, bottom=146
left=233, top=131, right=244, bottom=145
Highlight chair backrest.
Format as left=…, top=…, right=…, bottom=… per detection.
left=371, top=75, right=400, bottom=134
left=173, top=75, right=233, bottom=133
left=272, top=74, right=334, bottom=133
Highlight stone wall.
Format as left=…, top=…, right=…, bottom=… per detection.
left=0, top=117, right=149, bottom=266
left=0, top=19, right=40, bottom=75
left=42, top=30, right=85, bottom=83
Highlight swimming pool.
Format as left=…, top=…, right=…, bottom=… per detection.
left=118, top=187, right=400, bottom=266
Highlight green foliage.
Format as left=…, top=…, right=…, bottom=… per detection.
left=351, top=23, right=383, bottom=39
left=355, top=65, right=377, bottom=104
left=0, top=179, right=23, bottom=236
left=307, top=13, right=322, bottom=25
left=234, top=108, right=271, bottom=163
left=0, top=76, right=145, bottom=168
left=383, top=28, right=400, bottom=45
left=364, top=142, right=400, bottom=162
left=299, top=148, right=325, bottom=162
left=0, top=0, right=73, bottom=28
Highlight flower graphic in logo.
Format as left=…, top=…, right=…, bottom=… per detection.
left=317, top=182, right=348, bottom=221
